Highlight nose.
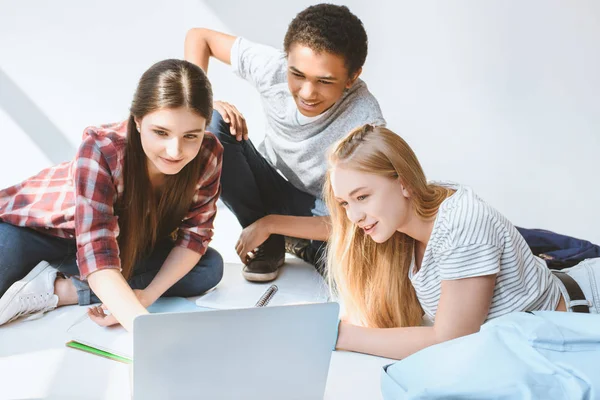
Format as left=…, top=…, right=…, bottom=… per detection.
left=298, top=81, right=317, bottom=100
left=166, top=137, right=182, bottom=158
left=346, top=205, right=365, bottom=225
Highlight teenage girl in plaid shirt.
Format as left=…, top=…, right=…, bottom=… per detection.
left=0, top=59, right=224, bottom=331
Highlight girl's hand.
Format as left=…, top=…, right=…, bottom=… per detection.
left=88, top=304, right=120, bottom=327
left=88, top=290, right=154, bottom=328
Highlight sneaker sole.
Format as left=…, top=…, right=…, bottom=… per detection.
left=0, top=261, right=51, bottom=324
left=242, top=258, right=285, bottom=283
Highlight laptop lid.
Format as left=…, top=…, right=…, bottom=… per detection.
left=133, top=302, right=339, bottom=400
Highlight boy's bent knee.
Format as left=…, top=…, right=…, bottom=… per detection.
left=207, top=110, right=233, bottom=142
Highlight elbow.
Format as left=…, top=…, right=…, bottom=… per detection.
left=186, top=27, right=203, bottom=39
left=185, top=28, right=212, bottom=59
left=185, top=28, right=200, bottom=45
left=185, top=28, right=207, bottom=46
left=86, top=268, right=121, bottom=291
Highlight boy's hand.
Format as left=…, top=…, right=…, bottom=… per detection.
left=235, top=216, right=271, bottom=264
left=214, top=101, right=248, bottom=141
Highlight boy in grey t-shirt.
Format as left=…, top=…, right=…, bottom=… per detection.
left=185, top=4, right=385, bottom=282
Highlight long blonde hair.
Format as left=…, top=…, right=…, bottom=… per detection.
left=324, top=124, right=452, bottom=328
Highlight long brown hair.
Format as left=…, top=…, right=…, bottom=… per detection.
left=117, top=59, right=213, bottom=279
left=324, top=125, right=452, bottom=328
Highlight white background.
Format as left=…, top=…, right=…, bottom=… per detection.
left=1, top=0, right=599, bottom=245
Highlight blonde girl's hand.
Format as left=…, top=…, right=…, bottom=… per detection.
left=88, top=304, right=120, bottom=327
left=213, top=101, right=248, bottom=141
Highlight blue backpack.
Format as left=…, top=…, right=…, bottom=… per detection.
left=517, top=227, right=600, bottom=269
left=381, top=311, right=600, bottom=399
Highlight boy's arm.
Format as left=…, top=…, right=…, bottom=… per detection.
left=185, top=29, right=248, bottom=139
left=235, top=215, right=331, bottom=263
left=265, top=215, right=330, bottom=242
left=184, top=28, right=237, bottom=72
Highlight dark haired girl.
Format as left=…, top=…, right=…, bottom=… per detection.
left=0, top=59, right=223, bottom=330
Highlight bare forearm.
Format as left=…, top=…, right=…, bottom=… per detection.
left=87, top=269, right=148, bottom=332
left=184, top=28, right=235, bottom=72
left=144, top=246, right=201, bottom=301
left=185, top=28, right=212, bottom=72
left=335, top=277, right=494, bottom=359
left=336, top=323, right=439, bottom=360
left=265, top=215, right=331, bottom=241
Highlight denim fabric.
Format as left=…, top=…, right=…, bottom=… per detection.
left=207, top=110, right=326, bottom=269
left=0, top=222, right=223, bottom=305
left=555, top=257, right=600, bottom=313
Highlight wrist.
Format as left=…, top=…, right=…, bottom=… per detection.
left=262, top=215, right=276, bottom=235
left=336, top=321, right=348, bottom=350
left=337, top=322, right=360, bottom=351
left=141, top=287, right=160, bottom=306
left=333, top=319, right=341, bottom=350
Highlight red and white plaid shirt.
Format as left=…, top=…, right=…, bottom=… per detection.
left=0, top=121, right=223, bottom=279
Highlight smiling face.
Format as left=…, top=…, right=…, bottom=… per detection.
left=330, top=165, right=413, bottom=243
left=287, top=44, right=360, bottom=117
left=135, top=107, right=206, bottom=185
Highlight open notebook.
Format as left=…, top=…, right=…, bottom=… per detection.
left=67, top=261, right=330, bottom=362
left=195, top=259, right=330, bottom=309
left=66, top=297, right=204, bottom=362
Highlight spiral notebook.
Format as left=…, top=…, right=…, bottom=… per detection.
left=254, top=284, right=278, bottom=307
left=195, top=260, right=330, bottom=309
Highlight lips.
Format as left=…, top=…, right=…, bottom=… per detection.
left=362, top=222, right=378, bottom=234
left=160, top=157, right=184, bottom=164
left=298, top=98, right=321, bottom=110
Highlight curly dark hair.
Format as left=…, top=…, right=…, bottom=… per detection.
left=283, top=4, right=368, bottom=77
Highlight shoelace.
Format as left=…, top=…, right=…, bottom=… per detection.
left=9, top=292, right=55, bottom=323
left=252, top=245, right=266, bottom=259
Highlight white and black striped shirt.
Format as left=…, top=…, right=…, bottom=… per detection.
left=409, top=183, right=561, bottom=321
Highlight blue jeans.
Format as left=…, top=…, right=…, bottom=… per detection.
left=555, top=258, right=600, bottom=313
left=0, top=222, right=223, bottom=305
left=207, top=110, right=326, bottom=270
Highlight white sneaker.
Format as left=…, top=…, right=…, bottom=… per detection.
left=0, top=261, right=59, bottom=326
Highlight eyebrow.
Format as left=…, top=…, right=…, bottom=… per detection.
left=151, top=125, right=204, bottom=134
left=289, top=66, right=337, bottom=81
left=336, top=187, right=367, bottom=201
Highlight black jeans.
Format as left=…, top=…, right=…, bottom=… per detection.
left=0, top=222, right=224, bottom=305
left=207, top=110, right=326, bottom=271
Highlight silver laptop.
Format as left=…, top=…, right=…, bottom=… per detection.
left=132, top=302, right=339, bottom=400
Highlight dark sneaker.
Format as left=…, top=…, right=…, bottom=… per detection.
left=242, top=235, right=285, bottom=282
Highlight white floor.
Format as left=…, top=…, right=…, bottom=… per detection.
left=0, top=202, right=394, bottom=399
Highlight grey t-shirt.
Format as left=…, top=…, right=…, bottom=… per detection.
left=230, top=37, right=386, bottom=209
